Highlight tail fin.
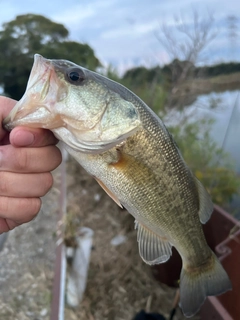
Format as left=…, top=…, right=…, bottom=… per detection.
left=180, top=252, right=232, bottom=318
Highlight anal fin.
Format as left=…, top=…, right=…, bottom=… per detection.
left=95, top=177, right=123, bottom=208
left=135, top=220, right=172, bottom=265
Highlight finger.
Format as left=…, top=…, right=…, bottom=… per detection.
left=0, top=172, right=53, bottom=198
left=0, top=144, right=62, bottom=173
left=0, top=197, right=41, bottom=233
left=10, top=127, right=59, bottom=147
left=0, top=96, right=17, bottom=119
left=0, top=97, right=17, bottom=141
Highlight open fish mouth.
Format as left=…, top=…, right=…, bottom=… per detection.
left=3, top=55, right=64, bottom=131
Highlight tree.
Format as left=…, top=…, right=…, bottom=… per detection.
left=40, top=41, right=100, bottom=70
left=121, top=66, right=166, bottom=114
left=155, top=10, right=216, bottom=109
left=226, top=15, right=239, bottom=61
left=0, top=14, right=100, bottom=99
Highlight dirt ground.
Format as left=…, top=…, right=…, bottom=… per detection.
left=0, top=169, right=61, bottom=320
left=0, top=157, right=200, bottom=320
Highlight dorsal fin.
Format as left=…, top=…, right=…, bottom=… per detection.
left=194, top=177, right=213, bottom=224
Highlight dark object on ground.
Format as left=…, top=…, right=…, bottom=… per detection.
left=133, top=310, right=166, bottom=320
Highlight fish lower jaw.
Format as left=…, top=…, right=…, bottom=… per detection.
left=3, top=105, right=57, bottom=131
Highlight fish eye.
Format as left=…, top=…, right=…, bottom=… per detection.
left=66, top=68, right=85, bottom=85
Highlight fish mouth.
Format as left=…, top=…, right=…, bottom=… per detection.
left=26, top=54, right=52, bottom=97
left=3, top=54, right=62, bottom=131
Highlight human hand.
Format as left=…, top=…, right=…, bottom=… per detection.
left=0, top=96, right=62, bottom=233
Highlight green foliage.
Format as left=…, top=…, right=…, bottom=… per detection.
left=104, top=65, right=123, bottom=82
left=196, top=62, right=240, bottom=78
left=123, top=66, right=164, bottom=86
left=0, top=14, right=100, bottom=99
left=115, top=67, right=166, bottom=114
left=168, top=119, right=240, bottom=206
left=40, top=41, right=100, bottom=70
left=122, top=60, right=240, bottom=95
left=125, top=80, right=167, bottom=114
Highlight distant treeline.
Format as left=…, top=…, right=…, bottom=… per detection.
left=196, top=62, right=240, bottom=78
left=123, top=60, right=240, bottom=86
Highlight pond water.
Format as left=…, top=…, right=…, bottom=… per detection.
left=191, top=90, right=240, bottom=218
left=167, top=90, right=240, bottom=218
left=166, top=90, right=240, bottom=172
left=192, top=90, right=240, bottom=173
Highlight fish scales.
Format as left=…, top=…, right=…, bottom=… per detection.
left=71, top=113, right=210, bottom=265
left=3, top=54, right=232, bottom=317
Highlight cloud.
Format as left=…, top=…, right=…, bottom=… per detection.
left=101, top=20, right=159, bottom=40
left=51, top=0, right=119, bottom=31
left=52, top=6, right=95, bottom=28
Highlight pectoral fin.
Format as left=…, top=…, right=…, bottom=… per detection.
left=95, top=177, right=123, bottom=208
left=194, top=177, right=213, bottom=224
left=135, top=220, right=172, bottom=265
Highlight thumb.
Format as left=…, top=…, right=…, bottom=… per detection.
left=10, top=127, right=58, bottom=147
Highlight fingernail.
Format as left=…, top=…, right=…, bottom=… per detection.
left=23, top=132, right=35, bottom=146
left=12, top=131, right=35, bottom=146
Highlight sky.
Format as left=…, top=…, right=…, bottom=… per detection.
left=0, top=0, right=240, bottom=74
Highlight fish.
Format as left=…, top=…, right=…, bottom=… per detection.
left=3, top=54, right=232, bottom=317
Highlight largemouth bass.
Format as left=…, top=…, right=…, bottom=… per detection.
left=3, top=54, right=231, bottom=317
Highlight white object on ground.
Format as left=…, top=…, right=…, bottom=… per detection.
left=66, top=227, right=94, bottom=307
left=110, top=234, right=127, bottom=246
